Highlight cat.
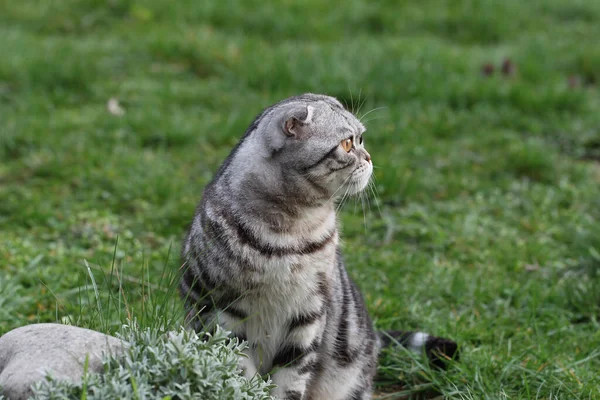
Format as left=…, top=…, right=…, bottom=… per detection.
left=180, top=93, right=457, bottom=400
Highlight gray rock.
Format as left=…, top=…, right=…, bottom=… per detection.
left=0, top=323, right=124, bottom=400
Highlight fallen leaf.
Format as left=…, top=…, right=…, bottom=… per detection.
left=107, top=97, right=125, bottom=116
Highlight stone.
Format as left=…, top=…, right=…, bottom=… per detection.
left=0, top=323, right=124, bottom=400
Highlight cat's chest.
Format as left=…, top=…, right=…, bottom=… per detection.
left=252, top=246, right=336, bottom=285
left=241, top=267, right=329, bottom=373
left=238, top=219, right=339, bottom=287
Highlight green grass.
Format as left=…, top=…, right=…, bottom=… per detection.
left=1, top=0, right=600, bottom=398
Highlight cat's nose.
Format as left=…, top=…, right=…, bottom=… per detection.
left=364, top=151, right=371, bottom=163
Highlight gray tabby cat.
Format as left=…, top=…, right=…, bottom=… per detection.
left=180, top=94, right=457, bottom=400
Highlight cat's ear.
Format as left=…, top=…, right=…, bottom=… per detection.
left=282, top=105, right=314, bottom=139
left=263, top=104, right=314, bottom=155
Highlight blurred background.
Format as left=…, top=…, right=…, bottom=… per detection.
left=1, top=0, right=599, bottom=397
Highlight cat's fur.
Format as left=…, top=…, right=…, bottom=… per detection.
left=180, top=94, right=457, bottom=400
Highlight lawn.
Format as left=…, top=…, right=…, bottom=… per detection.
left=1, top=0, right=600, bottom=398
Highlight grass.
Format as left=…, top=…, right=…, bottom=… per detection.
left=1, top=0, right=600, bottom=398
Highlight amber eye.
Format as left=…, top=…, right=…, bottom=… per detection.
left=340, top=138, right=353, bottom=152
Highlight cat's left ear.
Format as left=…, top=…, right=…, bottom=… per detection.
left=283, top=105, right=314, bottom=138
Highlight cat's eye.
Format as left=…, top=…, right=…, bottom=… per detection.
left=359, top=135, right=363, bottom=145
left=340, top=138, right=353, bottom=152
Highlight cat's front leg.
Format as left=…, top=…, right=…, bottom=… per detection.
left=270, top=314, right=324, bottom=400
left=214, top=308, right=261, bottom=379
left=239, top=348, right=259, bottom=378
left=270, top=347, right=318, bottom=400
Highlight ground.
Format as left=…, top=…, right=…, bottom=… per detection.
left=1, top=0, right=600, bottom=398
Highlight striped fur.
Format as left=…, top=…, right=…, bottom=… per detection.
left=180, top=94, right=457, bottom=400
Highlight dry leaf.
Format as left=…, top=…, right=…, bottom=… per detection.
left=107, top=97, right=125, bottom=116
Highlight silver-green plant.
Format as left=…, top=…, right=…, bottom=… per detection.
left=31, top=322, right=275, bottom=400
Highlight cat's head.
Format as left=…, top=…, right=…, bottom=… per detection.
left=251, top=93, right=373, bottom=202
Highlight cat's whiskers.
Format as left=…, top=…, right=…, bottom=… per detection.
left=358, top=106, right=387, bottom=124
left=363, top=180, right=372, bottom=214
left=356, top=89, right=367, bottom=117
left=335, top=188, right=349, bottom=214
left=359, top=189, right=368, bottom=234
left=361, top=115, right=386, bottom=125
left=366, top=175, right=383, bottom=220
left=335, top=182, right=353, bottom=214
left=367, top=182, right=376, bottom=215
left=363, top=186, right=371, bottom=218
left=326, top=173, right=354, bottom=205
left=368, top=184, right=378, bottom=232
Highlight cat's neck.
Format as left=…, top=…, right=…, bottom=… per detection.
left=218, top=168, right=334, bottom=234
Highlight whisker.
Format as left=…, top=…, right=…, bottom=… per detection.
left=364, top=182, right=372, bottom=214
left=360, top=190, right=367, bottom=234
left=359, top=106, right=387, bottom=123
left=335, top=187, right=350, bottom=214
left=361, top=115, right=386, bottom=125
left=369, top=175, right=383, bottom=219
left=328, top=174, right=354, bottom=204
left=333, top=177, right=353, bottom=213
left=337, top=179, right=356, bottom=213
left=356, top=89, right=367, bottom=116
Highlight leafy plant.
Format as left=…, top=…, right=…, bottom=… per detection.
left=31, top=322, right=275, bottom=400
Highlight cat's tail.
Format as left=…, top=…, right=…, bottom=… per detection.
left=377, top=330, right=459, bottom=369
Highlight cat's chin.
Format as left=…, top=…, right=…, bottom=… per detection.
left=344, top=180, right=369, bottom=196
left=343, top=167, right=373, bottom=196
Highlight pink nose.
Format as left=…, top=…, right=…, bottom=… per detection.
left=365, top=153, right=371, bottom=163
